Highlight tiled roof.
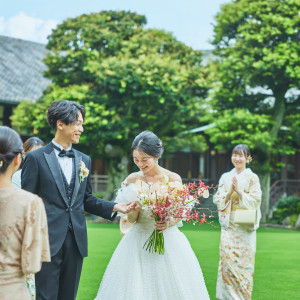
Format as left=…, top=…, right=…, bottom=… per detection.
left=0, top=35, right=214, bottom=105
left=0, top=35, right=51, bottom=104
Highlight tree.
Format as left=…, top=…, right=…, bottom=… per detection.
left=12, top=11, right=208, bottom=199
left=208, top=0, right=300, bottom=220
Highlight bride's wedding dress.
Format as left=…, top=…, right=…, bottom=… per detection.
left=95, top=183, right=210, bottom=300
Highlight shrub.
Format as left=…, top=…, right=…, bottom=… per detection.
left=93, top=193, right=105, bottom=199
left=272, top=208, right=291, bottom=224
left=272, top=196, right=300, bottom=225
left=276, top=196, right=300, bottom=212
left=289, top=214, right=299, bottom=227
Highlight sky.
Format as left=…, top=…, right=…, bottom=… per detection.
left=0, top=0, right=229, bottom=50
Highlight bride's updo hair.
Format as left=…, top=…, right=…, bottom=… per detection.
left=131, top=131, right=164, bottom=158
left=0, top=126, right=23, bottom=174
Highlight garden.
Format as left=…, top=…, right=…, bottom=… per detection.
left=77, top=222, right=300, bottom=300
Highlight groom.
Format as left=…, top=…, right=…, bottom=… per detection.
left=22, top=100, right=135, bottom=300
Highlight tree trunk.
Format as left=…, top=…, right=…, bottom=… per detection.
left=104, top=157, right=128, bottom=200
left=260, top=171, right=270, bottom=222
left=270, top=90, right=286, bottom=140
left=259, top=89, right=286, bottom=221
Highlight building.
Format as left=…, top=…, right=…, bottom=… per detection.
left=0, top=35, right=51, bottom=126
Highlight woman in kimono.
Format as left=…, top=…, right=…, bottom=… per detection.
left=213, top=144, right=262, bottom=300
left=0, top=126, right=50, bottom=300
left=11, top=136, right=44, bottom=300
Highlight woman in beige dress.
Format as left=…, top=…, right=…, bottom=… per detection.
left=0, top=126, right=50, bottom=300
left=213, top=144, right=262, bottom=300
left=11, top=136, right=45, bottom=300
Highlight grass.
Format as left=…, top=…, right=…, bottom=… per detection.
left=77, top=222, right=300, bottom=300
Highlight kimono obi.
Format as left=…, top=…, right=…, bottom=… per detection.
left=231, top=192, right=241, bottom=211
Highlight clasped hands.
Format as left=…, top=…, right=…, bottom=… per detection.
left=226, top=176, right=242, bottom=202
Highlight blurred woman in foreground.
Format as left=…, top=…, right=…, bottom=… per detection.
left=0, top=126, right=50, bottom=300
left=11, top=136, right=45, bottom=300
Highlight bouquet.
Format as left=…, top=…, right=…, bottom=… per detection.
left=136, top=179, right=211, bottom=254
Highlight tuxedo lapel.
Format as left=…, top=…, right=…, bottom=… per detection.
left=70, top=150, right=81, bottom=207
left=44, top=147, right=69, bottom=206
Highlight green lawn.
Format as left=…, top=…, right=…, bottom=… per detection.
left=77, top=222, right=300, bottom=300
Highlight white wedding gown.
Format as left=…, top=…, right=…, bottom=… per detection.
left=95, top=183, right=210, bottom=300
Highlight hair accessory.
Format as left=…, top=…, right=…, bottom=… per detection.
left=247, top=155, right=253, bottom=164
left=0, top=160, right=3, bottom=167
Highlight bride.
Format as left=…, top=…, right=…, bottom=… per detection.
left=95, top=131, right=210, bottom=300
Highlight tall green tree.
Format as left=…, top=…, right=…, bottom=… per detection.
left=208, top=0, right=300, bottom=220
left=12, top=11, right=208, bottom=199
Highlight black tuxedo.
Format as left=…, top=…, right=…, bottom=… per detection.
left=22, top=142, right=116, bottom=300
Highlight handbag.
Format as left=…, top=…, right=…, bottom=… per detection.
left=233, top=209, right=257, bottom=225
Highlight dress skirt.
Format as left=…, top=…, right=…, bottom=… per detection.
left=95, top=222, right=210, bottom=300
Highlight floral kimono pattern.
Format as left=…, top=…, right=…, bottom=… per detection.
left=213, top=168, right=262, bottom=300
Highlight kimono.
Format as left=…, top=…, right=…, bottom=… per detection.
left=213, top=168, right=262, bottom=300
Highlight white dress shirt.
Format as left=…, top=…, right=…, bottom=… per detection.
left=11, top=169, right=22, bottom=188
left=52, top=140, right=73, bottom=184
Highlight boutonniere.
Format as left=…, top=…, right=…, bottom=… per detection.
left=79, top=160, right=89, bottom=183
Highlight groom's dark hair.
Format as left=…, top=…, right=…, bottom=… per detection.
left=47, top=100, right=85, bottom=131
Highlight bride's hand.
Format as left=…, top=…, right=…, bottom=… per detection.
left=131, top=202, right=141, bottom=212
left=113, top=202, right=137, bottom=214
left=127, top=202, right=141, bottom=223
left=155, top=221, right=169, bottom=233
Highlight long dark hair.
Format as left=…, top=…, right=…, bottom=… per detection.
left=23, top=137, right=44, bottom=155
left=0, top=126, right=23, bottom=174
left=47, top=100, right=85, bottom=130
left=131, top=131, right=164, bottom=158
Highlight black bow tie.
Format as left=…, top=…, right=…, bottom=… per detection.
left=59, top=149, right=75, bottom=158
left=53, top=144, right=75, bottom=158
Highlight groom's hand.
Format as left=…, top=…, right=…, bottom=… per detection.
left=113, top=202, right=138, bottom=214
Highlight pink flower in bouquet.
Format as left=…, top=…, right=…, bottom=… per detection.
left=136, top=179, right=213, bottom=254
